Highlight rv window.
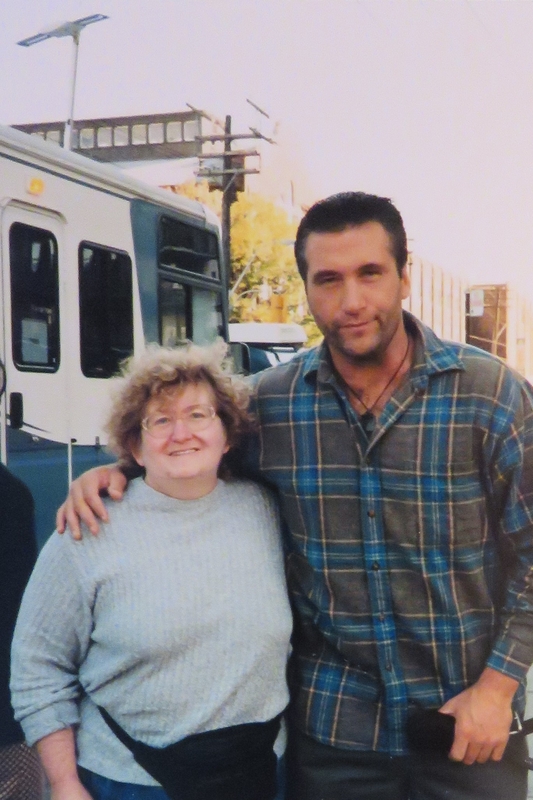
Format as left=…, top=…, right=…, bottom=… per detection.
left=158, top=279, right=223, bottom=346
left=159, top=279, right=188, bottom=347
left=159, top=217, right=220, bottom=280
left=79, top=244, right=133, bottom=378
left=9, top=223, right=60, bottom=372
left=191, top=288, right=222, bottom=345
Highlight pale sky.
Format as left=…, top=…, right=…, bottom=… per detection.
left=2, top=0, right=533, bottom=292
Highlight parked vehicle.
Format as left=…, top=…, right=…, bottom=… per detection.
left=228, top=322, right=307, bottom=373
left=0, top=125, right=227, bottom=546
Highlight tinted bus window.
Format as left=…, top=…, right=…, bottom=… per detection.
left=10, top=223, right=60, bottom=371
left=158, top=216, right=224, bottom=346
left=191, top=287, right=221, bottom=344
left=159, top=280, right=222, bottom=347
left=160, top=279, right=188, bottom=347
left=79, top=244, right=133, bottom=377
left=159, top=217, right=220, bottom=280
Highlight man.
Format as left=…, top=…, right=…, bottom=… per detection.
left=58, top=192, right=533, bottom=799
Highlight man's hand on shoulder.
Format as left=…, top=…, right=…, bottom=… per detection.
left=56, top=465, right=127, bottom=540
left=439, top=667, right=519, bottom=764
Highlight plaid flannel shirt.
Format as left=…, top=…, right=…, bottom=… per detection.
left=245, top=312, right=533, bottom=755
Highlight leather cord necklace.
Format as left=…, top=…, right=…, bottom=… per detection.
left=342, top=335, right=412, bottom=417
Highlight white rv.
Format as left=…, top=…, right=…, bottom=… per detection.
left=0, top=125, right=227, bottom=546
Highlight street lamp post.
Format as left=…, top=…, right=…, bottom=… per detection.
left=17, top=14, right=108, bottom=150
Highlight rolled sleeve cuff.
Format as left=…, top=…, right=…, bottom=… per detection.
left=486, top=640, right=533, bottom=685
left=18, top=701, right=80, bottom=747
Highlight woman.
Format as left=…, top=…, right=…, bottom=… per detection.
left=11, top=342, right=292, bottom=800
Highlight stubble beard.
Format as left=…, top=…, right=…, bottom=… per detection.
left=325, top=316, right=402, bottom=367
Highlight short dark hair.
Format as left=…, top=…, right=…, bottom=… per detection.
left=294, top=191, right=408, bottom=280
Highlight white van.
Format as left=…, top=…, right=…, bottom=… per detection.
left=228, top=322, right=307, bottom=373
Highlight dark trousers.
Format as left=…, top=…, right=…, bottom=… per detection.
left=286, top=728, right=528, bottom=800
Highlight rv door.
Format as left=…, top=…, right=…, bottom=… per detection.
left=1, top=204, right=69, bottom=548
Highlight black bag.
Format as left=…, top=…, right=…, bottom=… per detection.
left=405, top=709, right=455, bottom=754
left=406, top=708, right=533, bottom=768
left=98, top=706, right=280, bottom=800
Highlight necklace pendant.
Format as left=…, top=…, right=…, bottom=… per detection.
left=360, top=411, right=375, bottom=435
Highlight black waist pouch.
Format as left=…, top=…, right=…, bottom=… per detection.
left=98, top=706, right=280, bottom=800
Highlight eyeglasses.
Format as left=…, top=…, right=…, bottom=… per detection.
left=141, top=404, right=217, bottom=438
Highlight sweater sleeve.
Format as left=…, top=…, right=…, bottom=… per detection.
left=10, top=533, right=94, bottom=747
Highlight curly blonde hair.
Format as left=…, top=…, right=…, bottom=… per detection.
left=105, top=340, right=253, bottom=474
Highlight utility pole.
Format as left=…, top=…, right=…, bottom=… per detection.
left=196, top=115, right=275, bottom=294
left=222, top=115, right=234, bottom=290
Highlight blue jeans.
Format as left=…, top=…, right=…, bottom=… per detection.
left=78, top=759, right=286, bottom=800
left=79, top=767, right=170, bottom=799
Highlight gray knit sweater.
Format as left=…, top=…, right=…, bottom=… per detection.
left=11, top=478, right=292, bottom=785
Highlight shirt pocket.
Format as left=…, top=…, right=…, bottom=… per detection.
left=381, top=457, right=486, bottom=547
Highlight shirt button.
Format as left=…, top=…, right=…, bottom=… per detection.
left=385, top=662, right=392, bottom=671
left=368, top=509, right=376, bottom=518
left=372, top=561, right=380, bottom=571
left=379, top=614, right=385, bottom=622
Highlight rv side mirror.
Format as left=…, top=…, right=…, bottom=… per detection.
left=228, top=342, right=251, bottom=375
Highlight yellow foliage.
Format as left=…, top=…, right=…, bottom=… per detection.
left=166, top=180, right=222, bottom=215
